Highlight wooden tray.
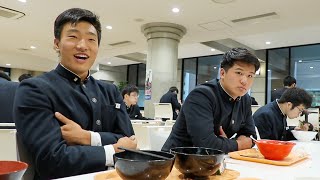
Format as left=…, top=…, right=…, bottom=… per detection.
left=95, top=166, right=240, bottom=180
left=228, top=148, right=308, bottom=166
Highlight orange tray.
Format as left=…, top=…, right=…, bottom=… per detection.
left=94, top=166, right=240, bottom=180
left=228, top=148, right=308, bottom=166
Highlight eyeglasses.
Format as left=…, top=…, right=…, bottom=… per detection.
left=295, top=106, right=305, bottom=114
left=130, top=94, right=139, bottom=98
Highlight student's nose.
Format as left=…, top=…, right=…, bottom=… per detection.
left=240, top=75, right=248, bottom=85
left=76, top=39, right=88, bottom=51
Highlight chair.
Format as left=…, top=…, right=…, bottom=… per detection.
left=147, top=126, right=173, bottom=151
left=131, top=123, right=151, bottom=150
left=16, top=132, right=35, bottom=180
left=0, top=127, right=17, bottom=161
left=153, top=103, right=173, bottom=120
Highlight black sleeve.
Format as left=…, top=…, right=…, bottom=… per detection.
left=253, top=112, right=274, bottom=139
left=182, top=88, right=238, bottom=153
left=171, top=93, right=181, bottom=110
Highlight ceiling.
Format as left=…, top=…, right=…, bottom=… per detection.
left=1, top=0, right=320, bottom=72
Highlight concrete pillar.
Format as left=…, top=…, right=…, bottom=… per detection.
left=141, top=22, right=186, bottom=118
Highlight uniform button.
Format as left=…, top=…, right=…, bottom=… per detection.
left=74, top=77, right=78, bottom=82
left=231, top=120, right=235, bottom=124
left=83, top=84, right=86, bottom=88
left=96, top=119, right=101, bottom=126
left=92, top=98, right=97, bottom=103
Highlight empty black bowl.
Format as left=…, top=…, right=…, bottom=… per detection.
left=114, top=150, right=175, bottom=180
left=170, top=147, right=225, bottom=178
left=0, top=161, right=28, bottom=180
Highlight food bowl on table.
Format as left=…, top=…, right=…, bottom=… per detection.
left=291, top=130, right=318, bottom=142
left=114, top=150, right=175, bottom=180
left=170, top=147, right=225, bottom=178
left=255, top=140, right=295, bottom=160
left=0, top=161, right=28, bottom=180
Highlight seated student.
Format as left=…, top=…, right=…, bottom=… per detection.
left=13, top=8, right=136, bottom=179
left=253, top=87, right=313, bottom=141
left=160, top=86, right=181, bottom=120
left=122, top=85, right=151, bottom=120
left=162, top=48, right=260, bottom=153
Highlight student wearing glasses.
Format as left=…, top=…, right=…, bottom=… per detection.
left=253, top=87, right=313, bottom=141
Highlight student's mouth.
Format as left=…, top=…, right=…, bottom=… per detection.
left=74, top=53, right=89, bottom=61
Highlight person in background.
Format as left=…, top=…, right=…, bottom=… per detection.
left=271, top=75, right=296, bottom=101
left=160, top=86, right=181, bottom=120
left=13, top=8, right=136, bottom=179
left=18, top=73, right=33, bottom=82
left=0, top=71, right=19, bottom=123
left=122, top=84, right=150, bottom=120
left=162, top=47, right=260, bottom=153
left=253, top=87, right=313, bottom=140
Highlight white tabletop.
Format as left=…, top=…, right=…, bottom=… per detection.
left=56, top=141, right=320, bottom=180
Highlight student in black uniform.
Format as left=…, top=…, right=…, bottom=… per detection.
left=14, top=8, right=136, bottom=179
left=254, top=87, right=312, bottom=140
left=162, top=47, right=260, bottom=153
left=122, top=84, right=149, bottom=120
left=160, top=86, right=181, bottom=120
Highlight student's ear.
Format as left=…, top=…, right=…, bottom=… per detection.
left=124, top=94, right=129, bottom=100
left=53, top=39, right=60, bottom=53
left=220, top=68, right=226, bottom=79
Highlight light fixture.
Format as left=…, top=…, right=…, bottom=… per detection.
left=310, top=67, right=314, bottom=69
left=210, top=48, right=215, bottom=51
left=30, top=46, right=36, bottom=49
left=213, top=66, right=217, bottom=69
left=6, top=64, right=11, bottom=66
left=106, top=26, right=112, bottom=30
left=265, top=41, right=271, bottom=45
left=172, top=8, right=180, bottom=13
left=267, top=70, right=271, bottom=71
left=298, top=60, right=302, bottom=63
left=18, top=0, right=27, bottom=2
left=212, top=0, right=235, bottom=4
left=107, top=62, right=111, bottom=65
left=255, top=68, right=261, bottom=75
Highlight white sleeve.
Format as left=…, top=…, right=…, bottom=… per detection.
left=90, top=131, right=102, bottom=146
left=89, top=131, right=115, bottom=166
left=104, top=145, right=115, bottom=166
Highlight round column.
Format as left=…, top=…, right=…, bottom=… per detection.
left=141, top=22, right=186, bottom=118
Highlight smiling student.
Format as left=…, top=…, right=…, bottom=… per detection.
left=14, top=8, right=136, bottom=179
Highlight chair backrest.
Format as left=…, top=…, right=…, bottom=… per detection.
left=0, top=128, right=17, bottom=161
left=147, top=126, right=173, bottom=151
left=16, top=133, right=35, bottom=180
left=153, top=103, right=173, bottom=120
left=251, top=105, right=261, bottom=115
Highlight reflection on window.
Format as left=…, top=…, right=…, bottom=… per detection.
left=182, top=58, right=196, bottom=101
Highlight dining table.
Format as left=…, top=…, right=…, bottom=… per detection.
left=55, top=141, right=320, bottom=180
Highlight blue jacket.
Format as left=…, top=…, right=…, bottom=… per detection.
left=14, top=64, right=134, bottom=179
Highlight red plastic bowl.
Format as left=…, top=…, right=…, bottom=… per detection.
left=256, top=140, right=295, bottom=160
left=0, top=161, right=28, bottom=180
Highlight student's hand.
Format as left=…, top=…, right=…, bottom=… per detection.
left=113, top=136, right=137, bottom=153
left=294, top=123, right=310, bottom=131
left=219, top=126, right=227, bottom=138
left=55, top=112, right=91, bottom=146
left=236, top=135, right=253, bottom=150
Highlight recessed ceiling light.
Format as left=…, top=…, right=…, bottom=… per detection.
left=213, top=66, right=217, bottom=69
left=310, top=67, right=314, bottom=69
left=18, top=0, right=27, bottom=2
left=210, top=48, right=215, bottom=51
left=6, top=64, right=11, bottom=66
left=274, top=89, right=276, bottom=90
left=106, top=26, right=112, bottom=30
left=30, top=46, right=36, bottom=49
left=265, top=41, right=271, bottom=45
left=267, top=70, right=271, bottom=71
left=298, top=60, right=302, bottom=63
left=212, top=0, right=235, bottom=4
left=172, top=8, right=180, bottom=13
left=107, top=62, right=111, bottom=65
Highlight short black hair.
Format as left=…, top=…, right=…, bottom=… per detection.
left=121, top=85, right=139, bottom=98
left=54, top=8, right=102, bottom=45
left=278, top=87, right=312, bottom=109
left=169, top=86, right=179, bottom=94
left=18, top=73, right=32, bottom=82
left=0, top=71, right=11, bottom=81
left=220, top=47, right=260, bottom=72
left=283, top=75, right=296, bottom=86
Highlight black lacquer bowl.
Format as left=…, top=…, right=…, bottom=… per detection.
left=114, top=150, right=175, bottom=180
left=170, top=147, right=225, bottom=179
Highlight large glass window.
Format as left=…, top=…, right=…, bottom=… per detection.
left=182, top=58, right=197, bottom=101
left=291, top=44, right=320, bottom=107
left=127, top=63, right=146, bottom=107
left=197, top=55, right=222, bottom=85
left=267, top=48, right=290, bottom=102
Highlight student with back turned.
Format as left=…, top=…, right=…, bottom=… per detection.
left=162, top=48, right=260, bottom=153
left=14, top=8, right=137, bottom=179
